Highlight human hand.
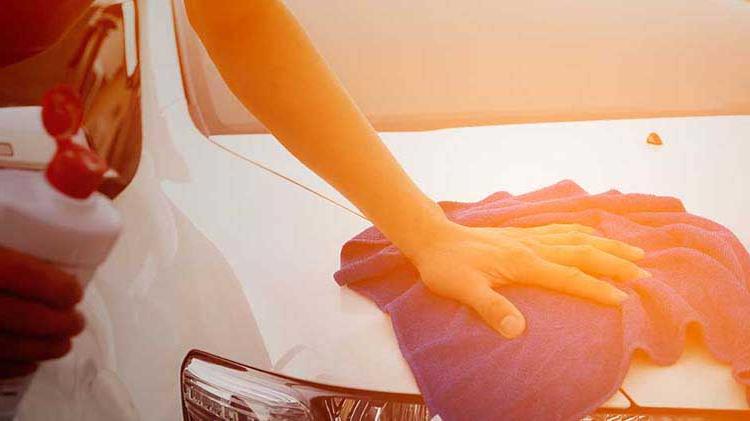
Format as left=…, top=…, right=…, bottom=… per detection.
left=0, top=247, right=85, bottom=378
left=408, top=222, right=648, bottom=339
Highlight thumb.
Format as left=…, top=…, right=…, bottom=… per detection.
left=466, top=285, right=526, bottom=339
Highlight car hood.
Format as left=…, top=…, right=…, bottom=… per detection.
left=188, top=115, right=750, bottom=410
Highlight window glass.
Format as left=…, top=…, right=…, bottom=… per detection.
left=0, top=1, right=141, bottom=198
left=172, top=0, right=750, bottom=136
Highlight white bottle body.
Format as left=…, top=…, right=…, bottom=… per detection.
left=0, top=169, right=122, bottom=420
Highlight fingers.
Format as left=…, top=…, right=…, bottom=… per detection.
left=0, top=246, right=82, bottom=309
left=0, top=334, right=72, bottom=362
left=0, top=361, right=38, bottom=379
left=0, top=296, right=85, bottom=337
left=521, top=258, right=629, bottom=306
left=495, top=224, right=596, bottom=239
left=0, top=248, right=85, bottom=374
left=464, top=284, right=526, bottom=339
left=532, top=244, right=649, bottom=282
left=533, top=232, right=645, bottom=261
left=520, top=223, right=597, bottom=236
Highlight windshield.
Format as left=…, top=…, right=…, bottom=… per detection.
left=173, top=0, right=750, bottom=136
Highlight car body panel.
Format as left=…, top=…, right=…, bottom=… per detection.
left=150, top=0, right=750, bottom=415
left=8, top=0, right=750, bottom=419
left=212, top=114, right=750, bottom=411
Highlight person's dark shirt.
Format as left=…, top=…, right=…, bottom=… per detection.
left=0, top=0, right=92, bottom=67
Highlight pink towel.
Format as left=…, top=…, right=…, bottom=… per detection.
left=334, top=180, right=750, bottom=420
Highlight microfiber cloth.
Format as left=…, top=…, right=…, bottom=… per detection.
left=333, top=180, right=750, bottom=421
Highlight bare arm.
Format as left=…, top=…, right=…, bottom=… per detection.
left=185, top=0, right=646, bottom=338
left=184, top=0, right=444, bottom=257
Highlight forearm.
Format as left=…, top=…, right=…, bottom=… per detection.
left=185, top=0, right=449, bottom=257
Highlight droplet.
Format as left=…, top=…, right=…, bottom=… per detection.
left=646, top=132, right=663, bottom=145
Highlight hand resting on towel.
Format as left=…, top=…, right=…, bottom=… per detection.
left=408, top=221, right=649, bottom=338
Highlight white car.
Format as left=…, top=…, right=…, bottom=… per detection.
left=1, top=0, right=749, bottom=419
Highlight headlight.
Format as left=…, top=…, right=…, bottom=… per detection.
left=182, top=350, right=750, bottom=421
left=180, top=350, right=432, bottom=421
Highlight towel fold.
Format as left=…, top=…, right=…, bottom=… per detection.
left=334, top=180, right=750, bottom=421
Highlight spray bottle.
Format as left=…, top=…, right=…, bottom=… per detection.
left=0, top=85, right=122, bottom=420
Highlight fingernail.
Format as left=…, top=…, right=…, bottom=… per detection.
left=613, top=289, right=629, bottom=303
left=499, top=315, right=525, bottom=338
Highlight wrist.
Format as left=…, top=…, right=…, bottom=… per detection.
left=387, top=204, right=459, bottom=263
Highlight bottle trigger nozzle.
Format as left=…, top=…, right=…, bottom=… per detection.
left=41, top=85, right=107, bottom=199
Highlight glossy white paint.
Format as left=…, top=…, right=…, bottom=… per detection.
left=173, top=0, right=749, bottom=410
left=17, top=0, right=750, bottom=419
left=213, top=115, right=750, bottom=250
left=0, top=106, right=97, bottom=170
left=0, top=107, right=89, bottom=171
left=0, top=107, right=50, bottom=170
left=18, top=1, right=269, bottom=419
left=214, top=114, right=750, bottom=411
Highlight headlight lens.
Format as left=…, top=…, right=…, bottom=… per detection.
left=180, top=350, right=431, bottom=421
left=182, top=350, right=750, bottom=421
